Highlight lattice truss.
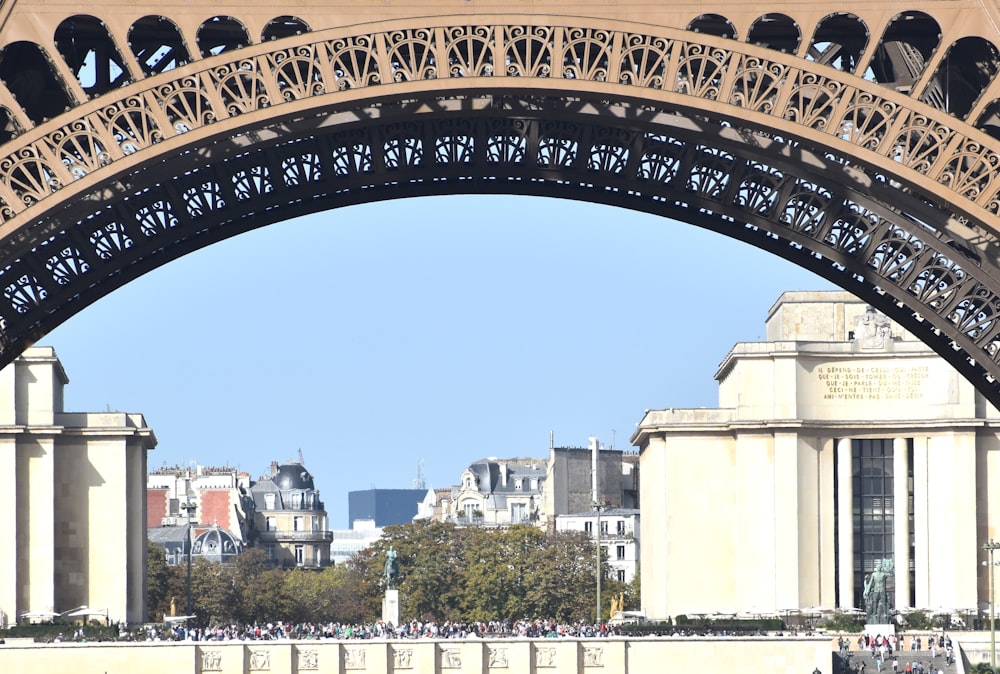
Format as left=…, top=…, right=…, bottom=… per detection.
left=0, top=14, right=1000, bottom=402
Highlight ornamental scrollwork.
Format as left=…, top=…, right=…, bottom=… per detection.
left=0, top=19, right=996, bottom=226
left=201, top=650, right=223, bottom=671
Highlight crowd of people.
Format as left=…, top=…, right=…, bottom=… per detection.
left=143, top=618, right=624, bottom=642
left=834, top=632, right=955, bottom=674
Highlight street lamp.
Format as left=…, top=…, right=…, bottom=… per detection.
left=180, top=501, right=197, bottom=618
left=594, top=501, right=606, bottom=627
left=984, top=539, right=1000, bottom=669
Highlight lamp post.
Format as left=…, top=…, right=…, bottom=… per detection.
left=984, top=539, right=1000, bottom=669
left=181, top=501, right=197, bottom=617
left=594, top=502, right=605, bottom=627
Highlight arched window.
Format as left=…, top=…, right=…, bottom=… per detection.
left=806, top=13, right=869, bottom=74
left=687, top=14, right=737, bottom=40
left=54, top=15, right=132, bottom=97
left=197, top=16, right=251, bottom=58
left=0, top=41, right=75, bottom=124
left=865, top=11, right=940, bottom=93
left=919, top=36, right=1000, bottom=119
left=262, top=16, right=310, bottom=42
left=747, top=13, right=801, bottom=54
left=129, top=16, right=192, bottom=76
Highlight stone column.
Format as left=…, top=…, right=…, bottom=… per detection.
left=837, top=438, right=854, bottom=610
left=893, top=438, right=910, bottom=613
left=26, top=437, right=56, bottom=615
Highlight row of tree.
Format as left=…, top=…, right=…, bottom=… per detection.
left=147, top=521, right=639, bottom=626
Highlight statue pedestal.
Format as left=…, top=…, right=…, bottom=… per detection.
left=382, top=589, right=400, bottom=628
left=864, top=624, right=896, bottom=640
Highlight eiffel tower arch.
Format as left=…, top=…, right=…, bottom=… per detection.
left=0, top=2, right=1000, bottom=404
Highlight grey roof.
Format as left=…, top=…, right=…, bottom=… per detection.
left=465, top=457, right=547, bottom=495
left=559, top=508, right=641, bottom=518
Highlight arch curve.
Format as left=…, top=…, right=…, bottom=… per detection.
left=0, top=15, right=998, bottom=409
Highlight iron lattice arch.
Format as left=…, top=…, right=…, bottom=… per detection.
left=0, top=17, right=999, bottom=404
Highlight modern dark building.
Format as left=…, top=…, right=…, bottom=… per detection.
left=347, top=489, right=426, bottom=527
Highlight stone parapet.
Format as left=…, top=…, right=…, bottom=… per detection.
left=0, top=636, right=834, bottom=673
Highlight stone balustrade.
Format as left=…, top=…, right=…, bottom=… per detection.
left=0, top=635, right=834, bottom=673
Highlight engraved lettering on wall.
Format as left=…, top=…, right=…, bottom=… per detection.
left=816, top=365, right=930, bottom=401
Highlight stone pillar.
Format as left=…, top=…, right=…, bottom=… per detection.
left=26, top=437, right=56, bottom=614
left=893, top=437, right=910, bottom=612
left=836, top=438, right=854, bottom=610
left=382, top=589, right=399, bottom=628
left=911, top=436, right=929, bottom=608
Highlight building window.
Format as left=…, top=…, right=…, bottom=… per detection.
left=530, top=478, right=538, bottom=490
left=851, top=438, right=897, bottom=609
left=616, top=520, right=626, bottom=535
left=617, top=570, right=626, bottom=582
left=291, top=492, right=302, bottom=509
left=617, top=545, right=626, bottom=560
left=293, top=516, right=303, bottom=531
left=514, top=478, right=522, bottom=491
left=584, top=521, right=593, bottom=534
left=266, top=516, right=276, bottom=531
left=600, top=520, right=608, bottom=534
left=264, top=493, right=276, bottom=509
left=295, top=545, right=304, bottom=566
left=511, top=503, right=526, bottom=523
left=266, top=544, right=275, bottom=560
left=464, top=503, right=478, bottom=520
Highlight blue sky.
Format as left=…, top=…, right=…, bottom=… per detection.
left=45, top=194, right=833, bottom=526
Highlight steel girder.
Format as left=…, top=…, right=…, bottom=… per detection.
left=0, top=17, right=997, bottom=406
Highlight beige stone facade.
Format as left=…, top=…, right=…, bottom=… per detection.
left=0, top=347, right=156, bottom=627
left=0, top=636, right=834, bottom=674
left=632, top=291, right=999, bottom=622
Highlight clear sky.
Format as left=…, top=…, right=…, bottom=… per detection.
left=44, top=194, right=834, bottom=526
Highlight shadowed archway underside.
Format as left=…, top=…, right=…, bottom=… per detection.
left=1, top=12, right=1000, bottom=406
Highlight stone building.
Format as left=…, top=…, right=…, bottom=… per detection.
left=439, top=457, right=547, bottom=526
left=543, top=437, right=637, bottom=527
left=250, top=460, right=332, bottom=567
left=147, top=463, right=255, bottom=543
left=632, top=291, right=1000, bottom=622
left=0, top=347, right=156, bottom=626
left=555, top=508, right=640, bottom=583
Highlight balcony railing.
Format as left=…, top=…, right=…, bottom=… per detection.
left=257, top=530, right=334, bottom=542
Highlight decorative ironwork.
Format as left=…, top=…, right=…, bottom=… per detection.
left=0, top=12, right=995, bottom=409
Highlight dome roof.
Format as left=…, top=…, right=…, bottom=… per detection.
left=274, top=462, right=315, bottom=491
left=191, top=525, right=242, bottom=561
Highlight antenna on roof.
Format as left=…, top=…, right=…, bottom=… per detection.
left=413, top=459, right=426, bottom=490
left=298, top=448, right=305, bottom=465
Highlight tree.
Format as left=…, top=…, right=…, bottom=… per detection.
left=460, top=525, right=545, bottom=620
left=146, top=541, right=170, bottom=622
left=343, top=548, right=381, bottom=621
left=525, top=530, right=597, bottom=622
left=189, top=558, right=238, bottom=625
left=231, top=549, right=291, bottom=624
left=372, top=521, right=469, bottom=621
